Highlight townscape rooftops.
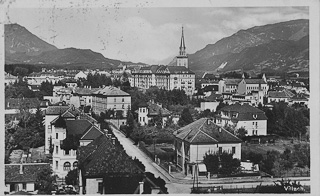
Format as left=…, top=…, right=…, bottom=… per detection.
left=5, top=163, right=50, bottom=183
left=77, top=135, right=143, bottom=177
left=203, top=85, right=219, bottom=92
left=224, top=78, right=242, bottom=85
left=74, top=87, right=102, bottom=95
left=45, top=105, right=70, bottom=115
left=81, top=126, right=104, bottom=140
left=134, top=65, right=194, bottom=74
left=174, top=118, right=242, bottom=144
left=147, top=103, right=171, bottom=116
left=92, top=86, right=130, bottom=97
left=5, top=98, right=40, bottom=110
left=291, top=93, right=308, bottom=101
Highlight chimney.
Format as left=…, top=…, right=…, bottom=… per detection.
left=139, top=182, right=144, bottom=194
left=19, top=164, right=23, bottom=174
left=111, top=137, right=116, bottom=145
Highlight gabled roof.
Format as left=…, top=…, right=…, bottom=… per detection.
left=65, top=119, right=93, bottom=135
left=174, top=118, right=242, bottom=144
left=92, top=86, right=130, bottom=97
left=203, top=85, right=219, bottom=92
left=219, top=103, right=268, bottom=121
left=81, top=126, right=104, bottom=140
left=74, top=87, right=102, bottom=95
left=77, top=135, right=142, bottom=177
left=147, top=103, right=171, bottom=116
left=45, top=106, right=70, bottom=115
left=5, top=163, right=50, bottom=183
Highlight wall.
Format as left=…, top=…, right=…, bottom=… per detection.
left=200, top=102, right=219, bottom=112
left=189, top=143, right=241, bottom=162
left=26, top=183, right=34, bottom=192
left=236, top=120, right=267, bottom=136
left=45, top=115, right=59, bottom=154
left=86, top=178, right=103, bottom=194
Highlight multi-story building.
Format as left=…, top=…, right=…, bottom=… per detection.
left=237, top=74, right=268, bottom=96
left=130, top=27, right=196, bottom=96
left=73, top=87, right=102, bottom=108
left=92, top=86, right=131, bottom=117
left=218, top=79, right=242, bottom=94
left=51, top=117, right=103, bottom=178
left=215, top=103, right=268, bottom=136
left=137, top=101, right=171, bottom=126
left=174, top=118, right=242, bottom=175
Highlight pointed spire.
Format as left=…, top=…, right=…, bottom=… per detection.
left=179, top=26, right=186, bottom=56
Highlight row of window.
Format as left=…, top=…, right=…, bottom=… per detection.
left=55, top=146, right=76, bottom=156
left=55, top=161, right=78, bottom=171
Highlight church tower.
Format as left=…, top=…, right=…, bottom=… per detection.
left=177, top=26, right=188, bottom=68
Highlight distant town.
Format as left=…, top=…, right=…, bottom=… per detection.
left=4, top=27, right=310, bottom=195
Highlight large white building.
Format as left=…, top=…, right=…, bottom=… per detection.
left=237, top=74, right=268, bottom=96
left=130, top=27, right=195, bottom=96
left=92, top=86, right=131, bottom=117
left=174, top=118, right=242, bottom=175
left=215, top=103, right=268, bottom=136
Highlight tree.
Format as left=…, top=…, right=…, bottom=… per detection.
left=178, top=108, right=193, bottom=127
left=203, top=152, right=220, bottom=174
left=39, top=81, right=54, bottom=96
left=260, top=150, right=281, bottom=175
left=218, top=152, right=241, bottom=175
left=35, top=168, right=57, bottom=194
left=215, top=101, right=227, bottom=113
left=235, top=127, right=247, bottom=139
left=291, top=143, right=310, bottom=168
left=65, top=169, right=78, bottom=186
left=126, top=110, right=135, bottom=137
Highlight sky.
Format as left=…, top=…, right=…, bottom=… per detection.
left=4, top=3, right=309, bottom=64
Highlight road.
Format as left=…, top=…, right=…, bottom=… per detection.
left=110, top=126, right=172, bottom=182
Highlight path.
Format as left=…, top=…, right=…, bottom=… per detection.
left=110, top=126, right=173, bottom=183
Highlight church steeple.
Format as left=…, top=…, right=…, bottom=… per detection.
left=179, top=26, right=186, bottom=56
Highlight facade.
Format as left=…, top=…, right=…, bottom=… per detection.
left=73, top=87, right=102, bottom=108
left=237, top=74, right=268, bottom=96
left=137, top=101, right=171, bottom=126
left=92, top=86, right=131, bottom=117
left=231, top=90, right=264, bottom=106
left=218, top=79, right=242, bottom=94
left=200, top=93, right=222, bottom=112
left=216, top=103, right=268, bottom=136
left=5, top=163, right=50, bottom=194
left=174, top=118, right=242, bottom=175
left=24, top=72, right=62, bottom=85
left=132, top=65, right=196, bottom=96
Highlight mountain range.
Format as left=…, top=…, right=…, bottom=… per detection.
left=185, top=19, right=309, bottom=75
left=5, top=19, right=309, bottom=74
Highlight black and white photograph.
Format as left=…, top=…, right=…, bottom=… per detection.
left=1, top=0, right=319, bottom=195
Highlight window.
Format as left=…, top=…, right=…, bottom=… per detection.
left=23, top=183, right=26, bottom=190
left=56, top=161, right=58, bottom=170
left=63, top=162, right=71, bottom=171
left=143, top=117, right=145, bottom=122
left=48, top=125, right=52, bottom=129
left=73, top=162, right=78, bottom=169
left=122, top=98, right=124, bottom=102
left=255, top=122, right=258, bottom=126
left=56, top=133, right=58, bottom=139
left=252, top=130, right=255, bottom=135
left=232, top=147, right=236, bottom=154
left=56, top=146, right=58, bottom=154
left=65, top=149, right=70, bottom=155
left=219, top=147, right=222, bottom=155
left=98, top=182, right=103, bottom=194
left=122, top=104, right=125, bottom=109
left=114, top=98, right=116, bottom=102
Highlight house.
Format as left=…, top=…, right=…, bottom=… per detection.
left=174, top=118, right=242, bottom=176
left=289, top=94, right=309, bottom=107
left=5, top=72, right=18, bottom=86
left=73, top=87, right=102, bottom=108
left=92, top=86, right=131, bottom=117
left=137, top=101, right=171, bottom=126
left=202, top=84, right=219, bottom=97
left=5, top=98, right=41, bottom=114
left=200, top=93, right=222, bottom=112
left=77, top=135, right=145, bottom=194
left=268, top=90, right=294, bottom=103
left=218, top=78, right=242, bottom=94
left=44, top=105, right=98, bottom=154
left=237, top=74, right=268, bottom=96
left=74, top=71, right=87, bottom=80
left=51, top=117, right=103, bottom=178
left=231, top=90, right=264, bottom=106
left=215, top=103, right=268, bottom=136
left=24, top=72, right=61, bottom=86
left=5, top=163, right=50, bottom=194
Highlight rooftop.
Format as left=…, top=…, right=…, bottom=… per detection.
left=174, top=118, right=242, bottom=144
left=218, top=103, right=268, bottom=121
left=5, top=163, right=50, bottom=183
left=92, top=86, right=130, bottom=97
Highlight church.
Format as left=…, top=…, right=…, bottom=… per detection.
left=131, top=27, right=196, bottom=96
